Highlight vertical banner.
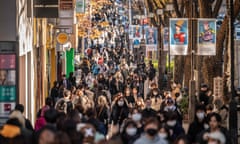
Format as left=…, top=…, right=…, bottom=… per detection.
left=145, top=26, right=158, bottom=60
left=76, top=0, right=85, bottom=13
left=197, top=19, right=216, bottom=55
left=0, top=54, right=17, bottom=124
left=129, top=25, right=143, bottom=48
left=163, top=27, right=169, bottom=51
left=169, top=18, right=188, bottom=55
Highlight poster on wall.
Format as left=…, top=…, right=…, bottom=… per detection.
left=163, top=27, right=169, bottom=51
left=197, top=19, right=216, bottom=55
left=129, top=25, right=143, bottom=48
left=169, top=18, right=188, bottom=55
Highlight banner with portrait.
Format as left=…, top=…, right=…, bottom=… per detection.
left=169, top=18, right=188, bottom=55
left=163, top=27, right=169, bottom=51
left=197, top=19, right=216, bottom=55
left=145, top=26, right=158, bottom=60
left=129, top=25, right=143, bottom=48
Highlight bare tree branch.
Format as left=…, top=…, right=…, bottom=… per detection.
left=180, top=0, right=185, bottom=17
left=173, top=0, right=182, bottom=17
left=213, top=0, right=223, bottom=17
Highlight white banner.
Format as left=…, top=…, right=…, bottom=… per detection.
left=197, top=19, right=216, bottom=55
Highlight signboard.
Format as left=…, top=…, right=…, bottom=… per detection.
left=0, top=53, right=16, bottom=125
left=76, top=0, right=85, bottom=13
left=57, top=32, right=69, bottom=45
left=197, top=19, right=216, bottom=55
left=169, top=18, right=188, bottom=55
left=34, top=0, right=59, bottom=18
left=213, top=77, right=223, bottom=99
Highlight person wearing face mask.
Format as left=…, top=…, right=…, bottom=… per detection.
left=131, top=108, right=144, bottom=134
left=124, top=87, right=135, bottom=108
left=134, top=117, right=168, bottom=144
left=196, top=112, right=230, bottom=144
left=121, top=120, right=140, bottom=144
left=165, top=111, right=185, bottom=141
left=158, top=124, right=171, bottom=142
left=187, top=104, right=208, bottom=144
left=163, top=97, right=183, bottom=125
left=147, top=88, right=162, bottom=111
left=110, top=96, right=129, bottom=126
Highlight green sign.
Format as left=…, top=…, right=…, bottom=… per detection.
left=76, top=0, right=85, bottom=13
left=66, top=48, right=75, bottom=77
left=0, top=86, right=16, bottom=102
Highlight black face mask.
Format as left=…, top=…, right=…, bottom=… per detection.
left=146, top=128, right=158, bottom=136
left=175, top=93, right=180, bottom=98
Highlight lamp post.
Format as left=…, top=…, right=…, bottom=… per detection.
left=188, top=0, right=196, bottom=123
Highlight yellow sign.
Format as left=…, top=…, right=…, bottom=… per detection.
left=57, top=32, right=69, bottom=44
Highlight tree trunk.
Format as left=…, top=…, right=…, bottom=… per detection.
left=174, top=56, right=184, bottom=84
left=223, top=28, right=229, bottom=99
left=203, top=0, right=240, bottom=89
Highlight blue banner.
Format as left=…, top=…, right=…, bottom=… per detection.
left=169, top=18, right=188, bottom=55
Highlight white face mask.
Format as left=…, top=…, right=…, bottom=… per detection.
left=132, top=113, right=142, bottom=122
left=196, top=112, right=205, bottom=120
left=204, top=123, right=209, bottom=129
left=118, top=101, right=124, bottom=106
left=126, top=128, right=137, bottom=136
left=158, top=133, right=167, bottom=139
left=166, top=105, right=176, bottom=111
left=153, top=91, right=158, bottom=95
left=167, top=120, right=177, bottom=127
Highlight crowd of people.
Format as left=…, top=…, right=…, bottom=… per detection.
left=0, top=47, right=231, bottom=144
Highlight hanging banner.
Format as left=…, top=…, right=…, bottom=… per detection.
left=76, top=0, right=85, bottom=13
left=163, top=27, right=169, bottom=51
left=145, top=26, right=158, bottom=51
left=197, top=19, right=216, bottom=55
left=145, top=26, right=158, bottom=60
left=129, top=25, right=143, bottom=48
left=169, top=18, right=188, bottom=55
